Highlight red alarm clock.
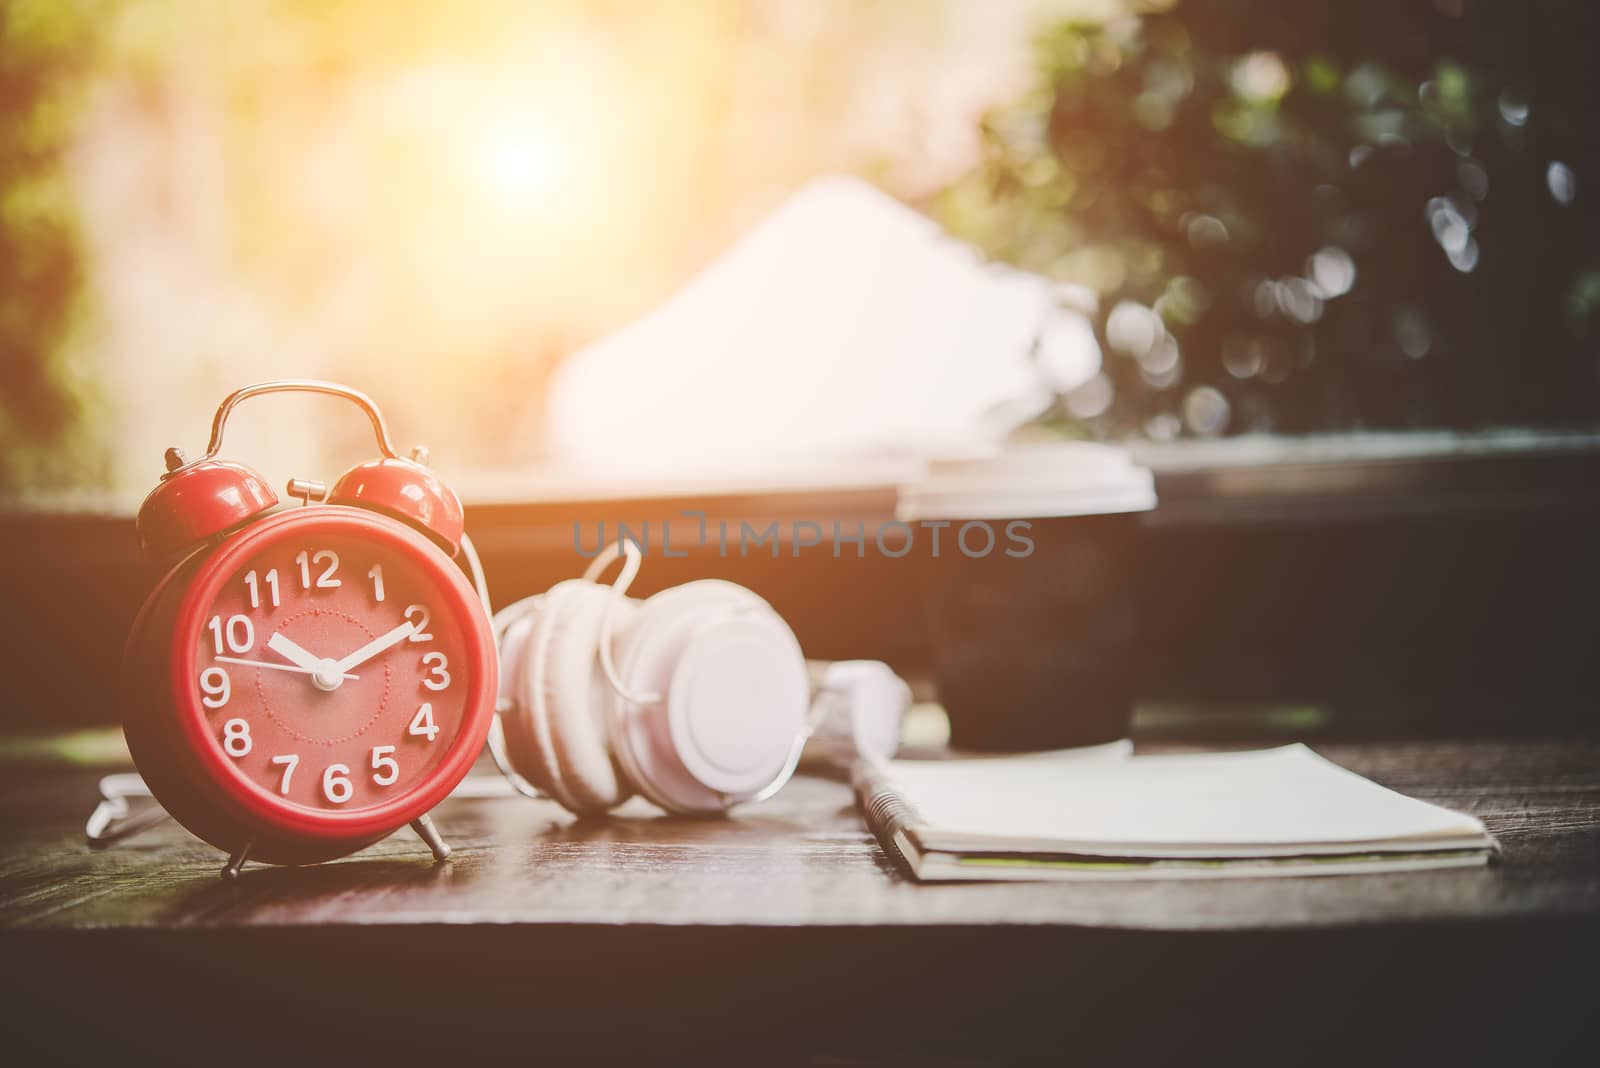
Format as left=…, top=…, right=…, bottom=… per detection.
left=122, top=380, right=496, bottom=877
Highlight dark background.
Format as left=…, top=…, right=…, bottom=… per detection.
left=6, top=438, right=1596, bottom=740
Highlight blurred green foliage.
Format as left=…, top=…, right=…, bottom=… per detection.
left=0, top=0, right=101, bottom=492
left=938, top=0, right=1600, bottom=439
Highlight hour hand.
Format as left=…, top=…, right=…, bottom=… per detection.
left=268, top=632, right=324, bottom=672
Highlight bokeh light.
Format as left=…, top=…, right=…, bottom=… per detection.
left=2, top=0, right=1599, bottom=499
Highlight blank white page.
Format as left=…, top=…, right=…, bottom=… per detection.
left=882, top=744, right=1489, bottom=857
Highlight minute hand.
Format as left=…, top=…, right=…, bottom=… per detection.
left=331, top=621, right=417, bottom=674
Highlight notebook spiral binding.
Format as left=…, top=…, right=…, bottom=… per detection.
left=854, top=764, right=920, bottom=877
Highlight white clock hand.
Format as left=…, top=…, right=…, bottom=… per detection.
left=330, top=620, right=417, bottom=675
left=270, top=631, right=357, bottom=693
left=268, top=632, right=324, bottom=673
left=215, top=655, right=358, bottom=681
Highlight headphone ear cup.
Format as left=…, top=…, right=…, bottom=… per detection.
left=603, top=588, right=721, bottom=815
left=606, top=580, right=806, bottom=815
left=499, top=599, right=565, bottom=805
left=502, top=581, right=633, bottom=815
left=535, top=583, right=635, bottom=814
left=603, top=590, right=708, bottom=815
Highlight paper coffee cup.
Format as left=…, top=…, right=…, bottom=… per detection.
left=898, top=444, right=1156, bottom=751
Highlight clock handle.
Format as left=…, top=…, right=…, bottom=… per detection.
left=194, top=379, right=402, bottom=467
left=138, top=379, right=413, bottom=559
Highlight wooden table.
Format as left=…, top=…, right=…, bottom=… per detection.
left=3, top=735, right=1597, bottom=1065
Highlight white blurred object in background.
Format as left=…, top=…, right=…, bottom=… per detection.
left=547, top=175, right=1100, bottom=473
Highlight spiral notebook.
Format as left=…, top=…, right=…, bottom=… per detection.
left=854, top=743, right=1495, bottom=882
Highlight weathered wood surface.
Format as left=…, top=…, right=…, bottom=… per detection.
left=2, top=736, right=1596, bottom=1065
left=2, top=737, right=1596, bottom=931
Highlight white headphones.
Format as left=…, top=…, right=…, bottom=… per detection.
left=489, top=541, right=908, bottom=816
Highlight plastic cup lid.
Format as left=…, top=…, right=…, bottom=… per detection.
left=896, top=443, right=1156, bottom=521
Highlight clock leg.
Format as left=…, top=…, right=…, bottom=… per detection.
left=221, top=841, right=253, bottom=880
left=410, top=813, right=451, bottom=862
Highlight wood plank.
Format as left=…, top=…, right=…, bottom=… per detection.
left=1, top=737, right=1595, bottom=932
left=2, top=735, right=1597, bottom=1063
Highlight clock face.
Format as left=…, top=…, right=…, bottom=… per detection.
left=181, top=521, right=477, bottom=818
